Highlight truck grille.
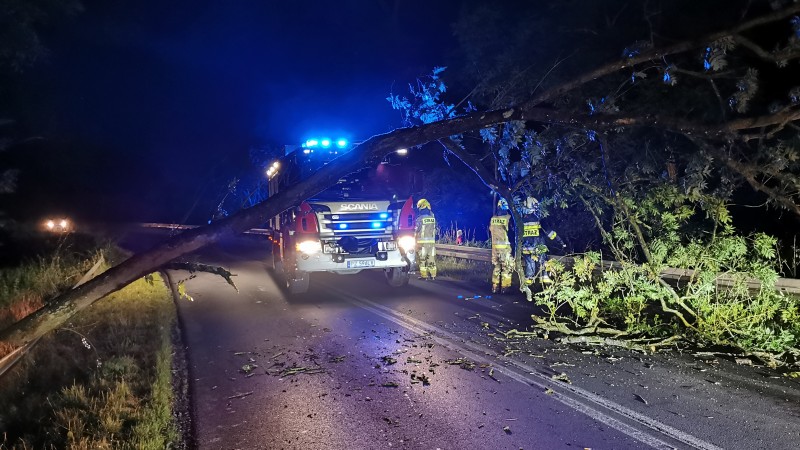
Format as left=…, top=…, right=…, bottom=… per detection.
left=319, top=211, right=393, bottom=237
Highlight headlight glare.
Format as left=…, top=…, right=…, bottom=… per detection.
left=397, top=235, right=416, bottom=251
left=296, top=240, right=322, bottom=254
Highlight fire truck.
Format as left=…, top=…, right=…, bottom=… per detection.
left=266, top=138, right=419, bottom=294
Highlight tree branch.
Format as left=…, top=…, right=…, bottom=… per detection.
left=521, top=4, right=800, bottom=107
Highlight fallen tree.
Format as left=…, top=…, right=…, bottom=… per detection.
left=3, top=1, right=800, bottom=360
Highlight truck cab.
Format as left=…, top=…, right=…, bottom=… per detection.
left=267, top=139, right=418, bottom=294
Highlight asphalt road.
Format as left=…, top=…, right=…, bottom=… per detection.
left=165, top=236, right=800, bottom=450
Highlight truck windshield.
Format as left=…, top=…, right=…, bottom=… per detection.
left=311, top=167, right=400, bottom=201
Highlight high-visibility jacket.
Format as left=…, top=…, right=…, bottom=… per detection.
left=489, top=214, right=511, bottom=249
left=523, top=220, right=542, bottom=238
left=415, top=210, right=436, bottom=244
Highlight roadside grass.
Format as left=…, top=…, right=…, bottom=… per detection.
left=0, top=270, right=179, bottom=449
left=0, top=234, right=112, bottom=330
left=436, top=255, right=493, bottom=285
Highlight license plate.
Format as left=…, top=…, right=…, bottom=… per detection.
left=347, top=259, right=376, bottom=268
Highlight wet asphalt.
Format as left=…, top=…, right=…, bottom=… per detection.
left=164, top=236, right=800, bottom=450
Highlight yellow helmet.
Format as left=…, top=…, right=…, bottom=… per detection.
left=416, top=198, right=431, bottom=210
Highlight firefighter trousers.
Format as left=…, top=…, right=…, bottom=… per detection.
left=491, top=247, right=513, bottom=289
left=521, top=237, right=548, bottom=282
left=417, top=243, right=437, bottom=278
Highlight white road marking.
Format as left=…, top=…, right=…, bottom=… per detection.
left=332, top=287, right=723, bottom=450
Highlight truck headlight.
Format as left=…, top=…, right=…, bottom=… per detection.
left=296, top=240, right=322, bottom=254
left=397, top=235, right=416, bottom=251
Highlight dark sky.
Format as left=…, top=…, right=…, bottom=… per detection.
left=11, top=0, right=463, bottom=222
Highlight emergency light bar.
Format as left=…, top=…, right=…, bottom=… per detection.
left=305, top=137, right=349, bottom=149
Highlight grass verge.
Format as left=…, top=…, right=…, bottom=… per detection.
left=436, top=255, right=493, bottom=285
left=0, top=273, right=179, bottom=449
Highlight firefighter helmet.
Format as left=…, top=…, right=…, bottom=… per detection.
left=416, top=198, right=431, bottom=210
left=497, top=198, right=509, bottom=210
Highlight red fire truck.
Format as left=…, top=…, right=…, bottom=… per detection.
left=266, top=138, right=419, bottom=294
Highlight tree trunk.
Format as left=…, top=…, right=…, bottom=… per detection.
left=0, top=107, right=530, bottom=351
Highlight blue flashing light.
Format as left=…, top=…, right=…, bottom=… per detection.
left=321, top=139, right=332, bottom=148
left=306, top=139, right=319, bottom=147
left=371, top=222, right=382, bottom=228
left=336, top=139, right=348, bottom=148
left=379, top=213, right=388, bottom=219
left=338, top=223, right=348, bottom=229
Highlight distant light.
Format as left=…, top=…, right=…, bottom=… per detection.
left=46, top=220, right=55, bottom=229
left=306, top=139, right=319, bottom=147
left=336, top=139, right=348, bottom=148
left=379, top=213, right=389, bottom=219
left=272, top=161, right=280, bottom=168
left=371, top=222, right=382, bottom=228
left=397, top=148, right=408, bottom=155
left=338, top=223, right=348, bottom=229
left=321, top=139, right=331, bottom=148
left=303, top=149, right=311, bottom=154
left=60, top=219, right=68, bottom=228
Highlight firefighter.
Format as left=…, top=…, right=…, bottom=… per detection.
left=520, top=196, right=565, bottom=285
left=490, top=198, right=513, bottom=293
left=415, top=198, right=437, bottom=280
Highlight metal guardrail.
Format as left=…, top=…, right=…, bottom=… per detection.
left=139, top=223, right=270, bottom=236
left=436, top=244, right=800, bottom=295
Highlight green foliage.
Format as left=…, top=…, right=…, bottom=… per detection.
left=535, top=191, right=799, bottom=357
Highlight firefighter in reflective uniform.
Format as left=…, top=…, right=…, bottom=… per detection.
left=521, top=197, right=565, bottom=285
left=415, top=198, right=437, bottom=280
left=490, top=198, right=513, bottom=293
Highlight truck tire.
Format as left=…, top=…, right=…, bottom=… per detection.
left=288, top=271, right=310, bottom=294
left=385, top=267, right=410, bottom=287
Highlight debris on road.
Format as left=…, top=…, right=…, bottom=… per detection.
left=280, top=366, right=325, bottom=377
left=240, top=363, right=258, bottom=374
left=411, top=372, right=430, bottom=385
left=551, top=373, right=572, bottom=384
left=634, top=393, right=649, bottom=405
left=445, top=358, right=476, bottom=370
left=227, top=391, right=254, bottom=400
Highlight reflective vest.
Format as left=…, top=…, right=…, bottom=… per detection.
left=523, top=221, right=541, bottom=238
left=489, top=214, right=511, bottom=248
left=416, top=212, right=436, bottom=244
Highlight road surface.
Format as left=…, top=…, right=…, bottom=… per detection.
left=167, top=236, right=800, bottom=450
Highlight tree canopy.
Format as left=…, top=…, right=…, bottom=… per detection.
left=385, top=0, right=800, bottom=360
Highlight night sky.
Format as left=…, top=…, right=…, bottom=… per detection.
left=7, top=0, right=463, bottom=223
